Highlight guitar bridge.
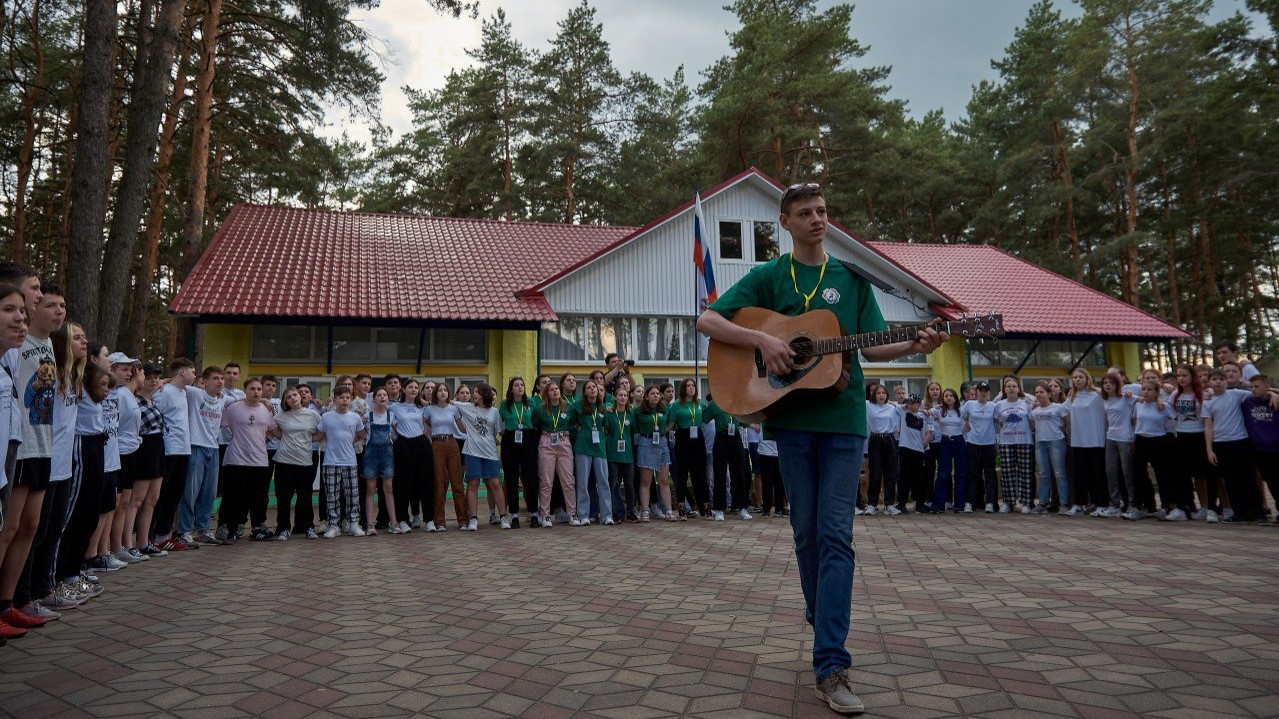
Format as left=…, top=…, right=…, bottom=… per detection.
left=753, top=349, right=767, bottom=378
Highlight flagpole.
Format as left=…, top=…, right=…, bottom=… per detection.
left=693, top=188, right=701, bottom=397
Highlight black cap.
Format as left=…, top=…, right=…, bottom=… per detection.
left=976, top=381, right=991, bottom=391
left=905, top=394, right=922, bottom=403
left=142, top=363, right=162, bottom=377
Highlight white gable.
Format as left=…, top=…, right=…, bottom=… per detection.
left=540, top=171, right=946, bottom=324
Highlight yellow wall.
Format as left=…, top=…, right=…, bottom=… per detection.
left=926, top=336, right=968, bottom=391
left=1106, top=341, right=1141, bottom=378
left=200, top=325, right=251, bottom=372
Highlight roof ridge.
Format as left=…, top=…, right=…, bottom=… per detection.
left=235, top=202, right=639, bottom=231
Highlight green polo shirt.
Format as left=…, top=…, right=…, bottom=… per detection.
left=709, top=252, right=887, bottom=437
left=499, top=399, right=534, bottom=431
left=668, top=400, right=705, bottom=430
left=604, top=408, right=635, bottom=463
left=569, top=402, right=607, bottom=457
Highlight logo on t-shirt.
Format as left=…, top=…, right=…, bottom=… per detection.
left=822, top=287, right=840, bottom=305
left=25, top=360, right=55, bottom=426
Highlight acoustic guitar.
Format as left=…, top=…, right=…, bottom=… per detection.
left=707, top=308, right=1005, bottom=422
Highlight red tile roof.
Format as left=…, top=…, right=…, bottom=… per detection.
left=869, top=242, right=1192, bottom=340
left=169, top=204, right=636, bottom=323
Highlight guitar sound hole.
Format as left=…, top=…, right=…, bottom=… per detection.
left=789, top=337, right=814, bottom=365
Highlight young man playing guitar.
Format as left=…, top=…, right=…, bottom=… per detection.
left=697, top=183, right=948, bottom=715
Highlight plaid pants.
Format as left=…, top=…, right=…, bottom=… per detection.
left=998, top=444, right=1035, bottom=507
left=322, top=465, right=360, bottom=524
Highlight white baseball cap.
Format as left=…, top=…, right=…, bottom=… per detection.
left=106, top=352, right=140, bottom=365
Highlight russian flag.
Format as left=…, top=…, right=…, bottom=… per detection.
left=693, top=192, right=717, bottom=311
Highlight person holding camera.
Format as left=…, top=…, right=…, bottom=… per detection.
left=603, top=353, right=634, bottom=398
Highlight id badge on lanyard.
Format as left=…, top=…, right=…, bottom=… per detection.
left=617, top=439, right=626, bottom=453
left=513, top=429, right=523, bottom=444
left=689, top=425, right=698, bottom=439
left=550, top=433, right=560, bottom=446
left=727, top=422, right=736, bottom=436
left=651, top=431, right=660, bottom=444
left=591, top=429, right=601, bottom=444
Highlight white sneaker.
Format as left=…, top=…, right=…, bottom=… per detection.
left=998, top=502, right=1011, bottom=513
left=1060, top=506, right=1078, bottom=516
left=712, top=511, right=725, bottom=521
left=985, top=503, right=995, bottom=513
left=113, top=548, right=141, bottom=564
left=738, top=509, right=753, bottom=520
left=501, top=516, right=512, bottom=529
left=468, top=518, right=479, bottom=531
left=854, top=506, right=864, bottom=516
left=1122, top=508, right=1144, bottom=521
left=864, top=505, right=878, bottom=516
left=105, top=554, right=129, bottom=570
left=1167, top=508, right=1188, bottom=521
left=665, top=510, right=679, bottom=522
left=127, top=548, right=150, bottom=562
left=340, top=519, right=351, bottom=533
left=962, top=503, right=973, bottom=513
left=603, top=517, right=615, bottom=526
left=399, top=521, right=413, bottom=533
left=581, top=517, right=592, bottom=526
left=1191, top=508, right=1207, bottom=520
left=275, top=529, right=290, bottom=541
left=1206, top=510, right=1219, bottom=523
left=352, top=524, right=366, bottom=537
left=1020, top=505, right=1032, bottom=514
left=425, top=521, right=437, bottom=532
left=542, top=514, right=554, bottom=527
left=323, top=526, right=340, bottom=538
left=886, top=505, right=902, bottom=516
left=569, top=517, right=582, bottom=526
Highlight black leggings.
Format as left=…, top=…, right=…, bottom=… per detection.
left=220, top=464, right=271, bottom=531
left=1134, top=434, right=1182, bottom=510
left=273, top=457, right=316, bottom=533
left=712, top=433, right=748, bottom=511
left=899, top=446, right=926, bottom=508
left=59, top=435, right=107, bottom=584
left=501, top=430, right=539, bottom=515
left=393, top=435, right=433, bottom=521
left=867, top=435, right=899, bottom=508
left=759, top=454, right=785, bottom=514
left=1070, top=446, right=1107, bottom=507
left=673, top=429, right=709, bottom=512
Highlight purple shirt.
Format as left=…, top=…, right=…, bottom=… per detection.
left=219, top=402, right=276, bottom=467
left=1242, top=395, right=1279, bottom=452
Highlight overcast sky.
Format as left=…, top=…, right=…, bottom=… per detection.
left=336, top=0, right=1261, bottom=141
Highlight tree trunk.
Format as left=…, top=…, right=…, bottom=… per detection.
left=64, top=0, right=119, bottom=337
left=120, top=11, right=193, bottom=356
left=1121, top=9, right=1141, bottom=307
left=1158, top=160, right=1181, bottom=327
left=10, top=0, right=45, bottom=263
left=97, top=0, right=185, bottom=348
left=1052, top=119, right=1081, bottom=280
left=174, top=0, right=221, bottom=357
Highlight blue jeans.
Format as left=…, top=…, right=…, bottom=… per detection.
left=773, top=429, right=865, bottom=682
left=574, top=454, right=611, bottom=521
left=933, top=435, right=967, bottom=510
left=1036, top=439, right=1068, bottom=507
left=180, top=445, right=220, bottom=533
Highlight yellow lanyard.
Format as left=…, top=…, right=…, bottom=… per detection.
left=683, top=401, right=700, bottom=425
left=550, top=406, right=562, bottom=432
left=653, top=411, right=661, bottom=432
left=789, top=252, right=829, bottom=312
left=513, top=402, right=525, bottom=428
left=589, top=409, right=599, bottom=429
left=615, top=410, right=628, bottom=433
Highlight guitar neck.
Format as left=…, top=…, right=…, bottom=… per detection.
left=812, top=321, right=951, bottom=356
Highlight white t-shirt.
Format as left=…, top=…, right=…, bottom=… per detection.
left=1066, top=391, right=1106, bottom=448
left=933, top=407, right=964, bottom=437
left=4, top=336, right=55, bottom=460
left=388, top=402, right=425, bottom=439
left=102, top=390, right=122, bottom=473
left=264, top=397, right=282, bottom=451
left=318, top=410, right=364, bottom=467
left=218, top=388, right=246, bottom=445
left=1030, top=403, right=1069, bottom=442
left=961, top=400, right=997, bottom=446
left=155, top=383, right=192, bottom=456
left=1171, top=391, right=1205, bottom=434
left=1104, top=395, right=1137, bottom=443
left=0, top=366, right=12, bottom=489
left=187, top=386, right=224, bottom=449
left=994, top=398, right=1033, bottom=445
left=454, top=403, right=500, bottom=461
left=113, top=387, right=142, bottom=455
left=899, top=410, right=927, bottom=452
left=867, top=402, right=903, bottom=436
left=50, top=389, right=77, bottom=482
left=274, top=408, right=320, bottom=466
left=423, top=403, right=462, bottom=438
left=1202, top=388, right=1250, bottom=443
left=220, top=402, right=276, bottom=467
left=75, top=394, right=105, bottom=435
left=1242, top=363, right=1260, bottom=381
left=1134, top=401, right=1173, bottom=437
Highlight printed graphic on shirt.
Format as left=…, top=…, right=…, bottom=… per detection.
left=1174, top=397, right=1199, bottom=422
left=822, top=287, right=840, bottom=305
left=25, top=359, right=55, bottom=426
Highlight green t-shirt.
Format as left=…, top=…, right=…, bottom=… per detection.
left=704, top=399, right=741, bottom=436
left=709, top=252, right=886, bottom=437
left=636, top=407, right=668, bottom=439
left=569, top=403, right=607, bottom=457
left=499, top=399, right=535, bottom=431
left=534, top=403, right=570, bottom=434
left=668, top=400, right=705, bottom=430
left=604, top=408, right=635, bottom=463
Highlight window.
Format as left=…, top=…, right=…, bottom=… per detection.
left=754, top=221, right=780, bottom=262
left=719, top=220, right=743, bottom=260
left=252, top=325, right=482, bottom=364
left=542, top=316, right=696, bottom=363
left=432, top=328, right=486, bottom=363
left=864, top=376, right=930, bottom=398
left=963, top=338, right=1108, bottom=369
left=251, top=325, right=324, bottom=363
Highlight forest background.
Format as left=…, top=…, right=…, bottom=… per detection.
left=0, top=0, right=1275, bottom=366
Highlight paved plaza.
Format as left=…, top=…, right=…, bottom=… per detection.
left=1, top=511, right=1276, bottom=719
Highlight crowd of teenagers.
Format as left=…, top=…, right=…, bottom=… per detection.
left=862, top=349, right=1279, bottom=527
left=0, top=256, right=1276, bottom=647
